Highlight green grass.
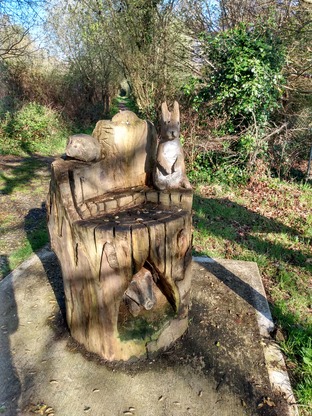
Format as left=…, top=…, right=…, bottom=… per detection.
left=0, top=102, right=69, bottom=157
left=0, top=158, right=50, bottom=194
left=193, top=179, right=312, bottom=414
left=9, top=228, right=49, bottom=270
left=0, top=215, right=49, bottom=278
left=109, top=95, right=139, bottom=118
left=0, top=134, right=67, bottom=157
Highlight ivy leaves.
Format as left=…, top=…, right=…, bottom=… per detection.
left=183, top=23, right=286, bottom=184
left=193, top=23, right=286, bottom=133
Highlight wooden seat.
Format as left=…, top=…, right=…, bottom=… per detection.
left=47, top=110, right=193, bottom=361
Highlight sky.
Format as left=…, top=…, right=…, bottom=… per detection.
left=1, top=0, right=47, bottom=41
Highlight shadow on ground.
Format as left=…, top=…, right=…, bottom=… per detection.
left=193, top=193, right=312, bottom=405
left=0, top=256, right=21, bottom=416
left=193, top=194, right=311, bottom=265
left=0, top=156, right=54, bottom=196
left=25, top=208, right=66, bottom=319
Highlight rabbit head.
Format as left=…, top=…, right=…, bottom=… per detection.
left=160, top=101, right=180, bottom=141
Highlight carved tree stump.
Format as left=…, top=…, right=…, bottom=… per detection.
left=47, top=110, right=193, bottom=361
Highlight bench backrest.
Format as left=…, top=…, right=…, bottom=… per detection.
left=72, top=111, right=157, bottom=205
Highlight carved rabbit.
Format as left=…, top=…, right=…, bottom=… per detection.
left=153, top=101, right=192, bottom=190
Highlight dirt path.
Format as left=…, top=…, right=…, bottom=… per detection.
left=0, top=155, right=55, bottom=279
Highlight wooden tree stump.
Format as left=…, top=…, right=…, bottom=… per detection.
left=47, top=108, right=193, bottom=361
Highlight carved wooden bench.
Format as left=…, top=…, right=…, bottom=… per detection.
left=47, top=105, right=193, bottom=361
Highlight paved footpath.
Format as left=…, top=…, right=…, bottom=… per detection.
left=0, top=248, right=298, bottom=416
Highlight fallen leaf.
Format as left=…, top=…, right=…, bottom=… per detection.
left=257, top=397, right=276, bottom=408
left=49, top=380, right=58, bottom=384
left=264, top=397, right=276, bottom=407
left=30, top=403, right=54, bottom=415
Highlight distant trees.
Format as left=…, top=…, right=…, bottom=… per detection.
left=45, top=1, right=121, bottom=120
left=0, top=0, right=51, bottom=117
left=46, top=0, right=194, bottom=118
left=0, top=0, right=44, bottom=59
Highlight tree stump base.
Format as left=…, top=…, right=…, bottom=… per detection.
left=48, top=159, right=192, bottom=361
left=47, top=108, right=193, bottom=362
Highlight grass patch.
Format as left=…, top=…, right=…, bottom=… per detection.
left=109, top=95, right=138, bottom=118
left=0, top=102, right=69, bottom=157
left=0, top=221, right=49, bottom=278
left=0, top=158, right=50, bottom=195
left=193, top=179, right=312, bottom=414
left=9, top=228, right=49, bottom=269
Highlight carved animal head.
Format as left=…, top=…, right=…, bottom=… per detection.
left=124, top=267, right=156, bottom=317
left=160, top=101, right=180, bottom=141
left=65, top=134, right=101, bottom=162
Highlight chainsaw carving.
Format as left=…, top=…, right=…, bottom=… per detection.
left=66, top=134, right=102, bottom=162
left=123, top=267, right=156, bottom=317
left=47, top=108, right=193, bottom=362
left=154, top=101, right=192, bottom=190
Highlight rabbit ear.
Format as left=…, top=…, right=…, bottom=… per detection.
left=161, top=101, right=170, bottom=122
left=172, top=101, right=180, bottom=123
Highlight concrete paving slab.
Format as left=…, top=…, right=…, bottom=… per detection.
left=0, top=249, right=298, bottom=416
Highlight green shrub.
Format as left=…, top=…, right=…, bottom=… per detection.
left=0, top=102, right=68, bottom=156
left=183, top=23, right=285, bottom=184
left=189, top=150, right=249, bottom=186
left=190, top=23, right=286, bottom=133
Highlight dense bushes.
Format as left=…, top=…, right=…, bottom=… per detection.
left=201, top=24, right=285, bottom=132
left=182, top=24, right=286, bottom=184
left=0, top=102, right=68, bottom=155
